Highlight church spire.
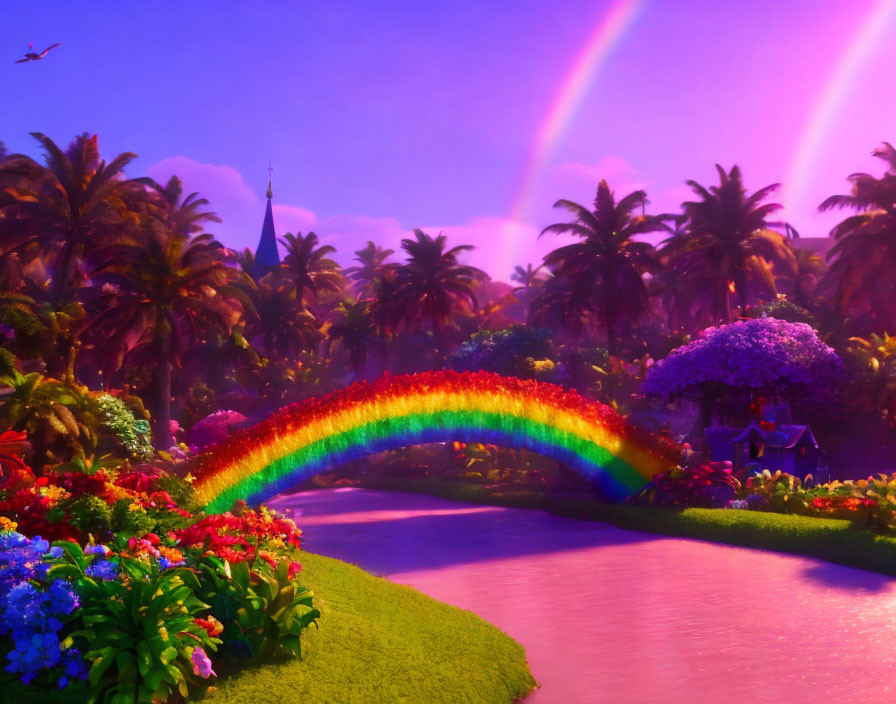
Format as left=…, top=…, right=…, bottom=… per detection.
left=253, top=163, right=280, bottom=280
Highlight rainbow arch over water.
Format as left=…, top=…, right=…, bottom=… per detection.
left=194, top=371, right=678, bottom=513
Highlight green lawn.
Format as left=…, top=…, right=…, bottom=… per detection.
left=362, top=476, right=896, bottom=576
left=205, top=551, right=537, bottom=704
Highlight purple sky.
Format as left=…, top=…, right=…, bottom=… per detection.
left=4, top=1, right=895, bottom=280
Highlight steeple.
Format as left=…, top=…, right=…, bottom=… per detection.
left=253, top=165, right=280, bottom=280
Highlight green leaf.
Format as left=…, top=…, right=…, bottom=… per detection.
left=136, top=641, right=153, bottom=678
left=88, top=646, right=118, bottom=687
left=143, top=667, right=163, bottom=694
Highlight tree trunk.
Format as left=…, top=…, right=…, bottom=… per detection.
left=604, top=307, right=617, bottom=358
left=152, top=355, right=173, bottom=450
left=737, top=284, right=749, bottom=318
left=724, top=286, right=734, bottom=323
left=700, top=393, right=712, bottom=429
left=351, top=347, right=365, bottom=380
left=51, top=233, right=79, bottom=309
left=431, top=311, right=446, bottom=362
left=379, top=335, right=391, bottom=374
left=694, top=388, right=714, bottom=444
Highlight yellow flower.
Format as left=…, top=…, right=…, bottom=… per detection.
left=0, top=516, right=17, bottom=532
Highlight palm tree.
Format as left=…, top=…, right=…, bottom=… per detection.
left=528, top=276, right=596, bottom=342
left=659, top=165, right=795, bottom=326
left=535, top=180, right=665, bottom=354
left=781, top=246, right=826, bottom=309
left=368, top=265, right=402, bottom=370
left=819, top=142, right=896, bottom=329
left=510, top=262, right=550, bottom=312
left=233, top=248, right=258, bottom=280
left=244, top=280, right=322, bottom=361
left=86, top=224, right=243, bottom=449
left=510, top=263, right=547, bottom=292
left=345, top=241, right=395, bottom=299
left=278, top=232, right=344, bottom=308
left=133, top=175, right=222, bottom=236
left=393, top=229, right=485, bottom=354
left=328, top=301, right=375, bottom=378
left=0, top=133, right=138, bottom=306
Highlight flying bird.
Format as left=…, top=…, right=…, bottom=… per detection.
left=15, top=42, right=60, bottom=63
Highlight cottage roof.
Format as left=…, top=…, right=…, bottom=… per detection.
left=733, top=421, right=817, bottom=449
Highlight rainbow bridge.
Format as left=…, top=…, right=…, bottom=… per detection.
left=194, top=370, right=679, bottom=513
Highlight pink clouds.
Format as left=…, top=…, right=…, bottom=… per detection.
left=271, top=203, right=316, bottom=237
left=146, top=155, right=422, bottom=269
left=146, top=156, right=270, bottom=254
left=313, top=214, right=406, bottom=255
left=145, top=153, right=683, bottom=282
left=145, top=154, right=539, bottom=278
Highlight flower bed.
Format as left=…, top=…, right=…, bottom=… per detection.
left=0, top=451, right=319, bottom=702
left=634, top=462, right=896, bottom=531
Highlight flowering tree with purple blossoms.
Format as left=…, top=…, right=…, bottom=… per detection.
left=643, top=318, right=845, bottom=429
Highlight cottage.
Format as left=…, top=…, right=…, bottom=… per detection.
left=706, top=422, right=821, bottom=476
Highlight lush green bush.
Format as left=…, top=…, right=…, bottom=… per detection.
left=94, top=394, right=153, bottom=461
left=451, top=325, right=555, bottom=379
left=198, top=556, right=319, bottom=662
left=51, top=543, right=222, bottom=703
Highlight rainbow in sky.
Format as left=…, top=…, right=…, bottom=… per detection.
left=784, top=0, right=896, bottom=224
left=193, top=370, right=678, bottom=513
left=499, top=0, right=644, bottom=275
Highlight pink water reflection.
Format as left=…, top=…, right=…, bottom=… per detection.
left=271, top=488, right=896, bottom=704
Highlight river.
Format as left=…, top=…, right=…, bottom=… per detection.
left=269, top=487, right=896, bottom=704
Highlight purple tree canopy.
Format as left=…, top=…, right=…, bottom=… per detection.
left=642, top=318, right=845, bottom=403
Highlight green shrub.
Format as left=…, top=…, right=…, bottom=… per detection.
left=110, top=498, right=155, bottom=537
left=198, top=556, right=320, bottom=662
left=67, top=553, right=221, bottom=703
left=152, top=474, right=199, bottom=513
left=66, top=495, right=112, bottom=537
left=94, top=395, right=153, bottom=461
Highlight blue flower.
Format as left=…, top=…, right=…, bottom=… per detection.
left=47, top=580, right=78, bottom=612
left=85, top=559, right=119, bottom=581
left=0, top=534, right=88, bottom=687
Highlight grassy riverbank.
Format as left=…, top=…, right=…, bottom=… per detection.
left=361, top=477, right=896, bottom=576
left=206, top=551, right=537, bottom=704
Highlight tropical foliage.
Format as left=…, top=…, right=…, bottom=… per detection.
left=532, top=180, right=664, bottom=353
left=658, top=165, right=795, bottom=327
